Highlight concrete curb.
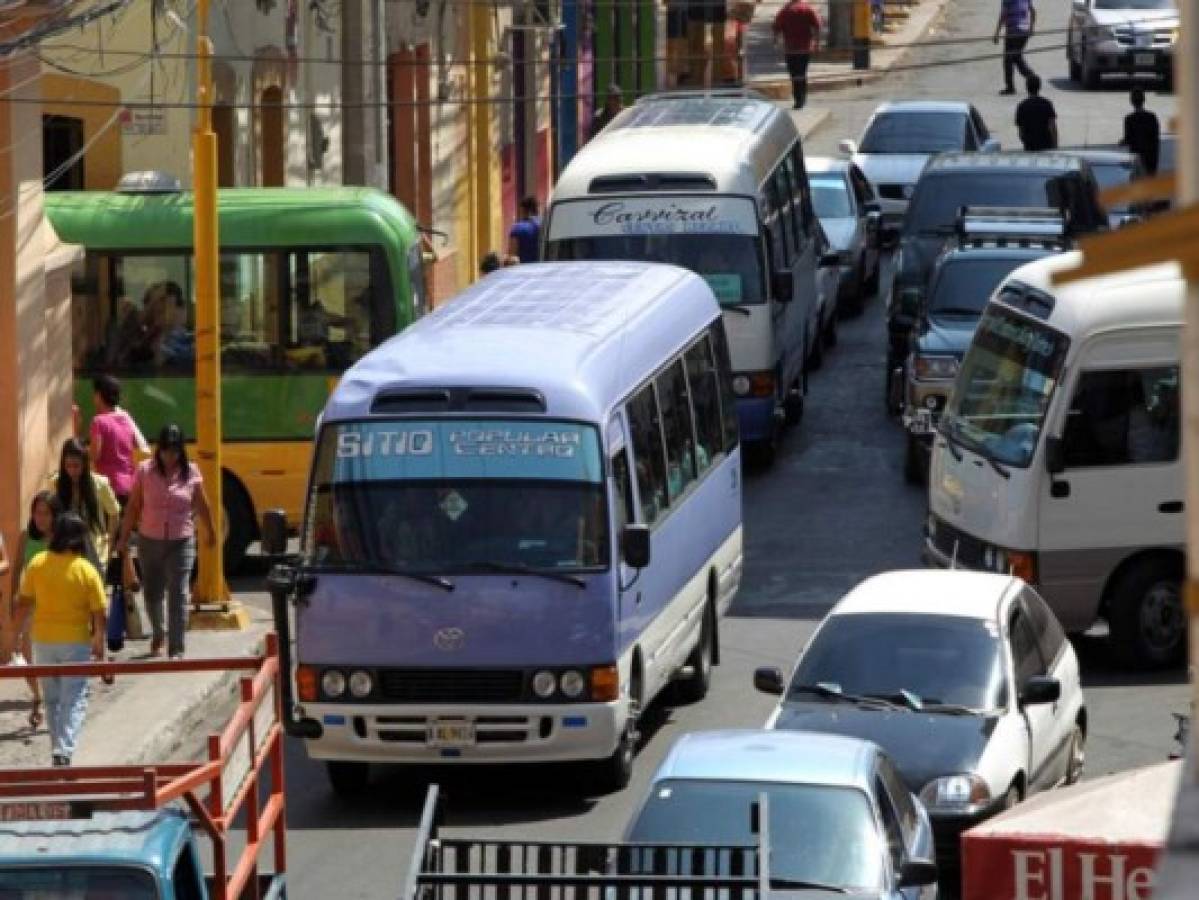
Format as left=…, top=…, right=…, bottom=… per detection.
left=794, top=106, right=831, bottom=140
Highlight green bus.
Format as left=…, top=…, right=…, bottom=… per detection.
left=47, top=177, right=428, bottom=571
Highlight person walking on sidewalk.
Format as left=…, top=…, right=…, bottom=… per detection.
left=994, top=0, right=1036, bottom=96
left=12, top=492, right=63, bottom=731
left=508, top=196, right=542, bottom=264
left=14, top=513, right=107, bottom=767
left=773, top=0, right=821, bottom=110
left=50, top=438, right=120, bottom=579
left=1015, top=75, right=1057, bottom=151
left=1120, top=87, right=1161, bottom=175
left=115, top=425, right=217, bottom=659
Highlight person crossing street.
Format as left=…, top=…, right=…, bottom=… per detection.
left=772, top=0, right=821, bottom=110
left=994, top=0, right=1036, bottom=96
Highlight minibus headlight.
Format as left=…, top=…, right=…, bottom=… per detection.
left=913, top=355, right=958, bottom=381
left=348, top=670, right=374, bottom=699
left=321, top=669, right=347, bottom=699
left=532, top=670, right=557, bottom=699
left=560, top=670, right=586, bottom=699
left=919, top=774, right=990, bottom=811
left=732, top=375, right=752, bottom=397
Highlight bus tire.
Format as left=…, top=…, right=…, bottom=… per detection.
left=1109, top=558, right=1185, bottom=669
left=222, top=474, right=256, bottom=574
left=590, top=669, right=640, bottom=794
left=673, top=603, right=715, bottom=705
left=326, top=761, right=370, bottom=797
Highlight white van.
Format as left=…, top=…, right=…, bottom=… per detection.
left=925, top=252, right=1184, bottom=668
left=545, top=90, right=836, bottom=463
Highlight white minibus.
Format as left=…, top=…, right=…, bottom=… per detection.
left=545, top=90, right=837, bottom=463
left=926, top=252, right=1184, bottom=668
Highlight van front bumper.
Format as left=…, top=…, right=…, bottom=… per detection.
left=297, top=700, right=625, bottom=765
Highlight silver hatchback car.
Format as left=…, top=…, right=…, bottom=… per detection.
left=624, top=730, right=938, bottom=899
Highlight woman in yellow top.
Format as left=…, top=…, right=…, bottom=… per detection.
left=49, top=437, right=120, bottom=575
left=15, top=513, right=108, bottom=767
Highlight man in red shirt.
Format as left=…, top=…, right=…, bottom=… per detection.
left=772, top=0, right=821, bottom=109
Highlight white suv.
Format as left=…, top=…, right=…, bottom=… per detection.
left=1068, top=0, right=1178, bottom=89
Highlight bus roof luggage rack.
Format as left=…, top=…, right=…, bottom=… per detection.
left=954, top=206, right=1071, bottom=246
left=636, top=88, right=767, bottom=103
left=402, top=785, right=770, bottom=900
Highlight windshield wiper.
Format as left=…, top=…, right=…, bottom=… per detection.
left=921, top=703, right=982, bottom=716
left=939, top=419, right=965, bottom=462
left=469, top=561, right=587, bottom=589
left=864, top=689, right=924, bottom=711
left=721, top=303, right=753, bottom=316
left=984, top=454, right=1012, bottom=480
left=767, top=877, right=848, bottom=894
left=790, top=683, right=903, bottom=711
left=315, top=560, right=454, bottom=592
left=931, top=307, right=980, bottom=317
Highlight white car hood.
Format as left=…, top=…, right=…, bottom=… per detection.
left=852, top=153, right=929, bottom=188
left=1089, top=6, right=1178, bottom=28
left=820, top=218, right=856, bottom=251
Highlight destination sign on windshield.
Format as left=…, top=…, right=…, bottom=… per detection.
left=330, top=420, right=603, bottom=483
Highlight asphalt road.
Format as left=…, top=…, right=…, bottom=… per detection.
left=252, top=2, right=1186, bottom=896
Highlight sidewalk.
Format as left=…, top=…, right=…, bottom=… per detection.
left=744, top=0, right=953, bottom=100
left=0, top=597, right=271, bottom=768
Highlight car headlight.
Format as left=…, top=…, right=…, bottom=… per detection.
left=321, top=669, right=347, bottom=699
left=913, top=355, right=959, bottom=381
left=560, top=670, right=586, bottom=699
left=731, top=375, right=751, bottom=397
left=348, top=670, right=373, bottom=699
left=919, top=774, right=992, bottom=812
left=532, top=670, right=557, bottom=699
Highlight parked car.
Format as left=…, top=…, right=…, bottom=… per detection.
left=811, top=216, right=844, bottom=369
left=1067, top=0, right=1178, bottom=89
left=884, top=152, right=1107, bottom=413
left=1060, top=147, right=1146, bottom=228
left=898, top=208, right=1071, bottom=483
left=625, top=730, right=939, bottom=899
left=755, top=570, right=1086, bottom=892
left=807, top=156, right=883, bottom=316
left=839, top=101, right=998, bottom=225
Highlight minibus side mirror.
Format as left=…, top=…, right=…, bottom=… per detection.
left=899, top=858, right=939, bottom=888
left=1020, top=676, right=1061, bottom=707
left=1044, top=436, right=1065, bottom=475
left=753, top=666, right=786, bottom=695
left=771, top=270, right=794, bottom=301
left=261, top=509, right=289, bottom=557
left=622, top=524, right=651, bottom=570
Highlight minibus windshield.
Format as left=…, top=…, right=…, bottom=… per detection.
left=940, top=305, right=1069, bottom=468
left=304, top=420, right=609, bottom=575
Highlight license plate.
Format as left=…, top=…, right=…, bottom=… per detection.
left=427, top=718, right=475, bottom=748
left=0, top=801, right=76, bottom=822
left=1135, top=52, right=1156, bottom=66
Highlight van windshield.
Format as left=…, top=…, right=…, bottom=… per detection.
left=547, top=234, right=766, bottom=305
left=941, top=305, right=1069, bottom=468
left=303, top=420, right=610, bottom=574
left=0, top=866, right=158, bottom=898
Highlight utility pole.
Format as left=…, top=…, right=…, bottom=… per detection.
left=190, top=0, right=246, bottom=629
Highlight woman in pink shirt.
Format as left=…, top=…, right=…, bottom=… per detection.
left=88, top=375, right=148, bottom=504
left=115, top=424, right=216, bottom=658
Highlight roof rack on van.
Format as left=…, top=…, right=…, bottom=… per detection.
left=635, top=87, right=767, bottom=103
left=954, top=206, right=1070, bottom=246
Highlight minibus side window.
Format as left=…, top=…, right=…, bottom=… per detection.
left=776, top=162, right=803, bottom=257
left=1061, top=367, right=1180, bottom=467
left=764, top=179, right=791, bottom=269
left=656, top=360, right=699, bottom=501
left=789, top=144, right=815, bottom=238
left=627, top=386, right=670, bottom=526
left=684, top=335, right=724, bottom=475
left=710, top=320, right=740, bottom=453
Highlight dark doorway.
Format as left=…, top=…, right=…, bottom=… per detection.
left=43, top=115, right=86, bottom=191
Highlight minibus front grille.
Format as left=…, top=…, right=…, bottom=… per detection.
left=378, top=669, right=527, bottom=703
left=930, top=519, right=986, bottom=569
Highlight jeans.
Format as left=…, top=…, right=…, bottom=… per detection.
left=138, top=535, right=195, bottom=657
left=1003, top=32, right=1035, bottom=90
left=785, top=53, right=811, bottom=108
left=35, top=642, right=91, bottom=761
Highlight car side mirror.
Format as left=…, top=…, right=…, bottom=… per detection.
left=772, top=270, right=794, bottom=300
left=261, top=509, right=289, bottom=557
left=753, top=666, right=786, bottom=695
left=1044, top=436, right=1065, bottom=475
left=622, top=523, right=651, bottom=570
left=838, top=138, right=858, bottom=156
left=898, top=858, right=939, bottom=888
left=863, top=200, right=881, bottom=216
left=1020, top=675, right=1061, bottom=707
left=982, top=138, right=1002, bottom=153
left=818, top=252, right=841, bottom=268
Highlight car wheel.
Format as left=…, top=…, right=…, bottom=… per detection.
left=784, top=380, right=804, bottom=427
left=903, top=434, right=926, bottom=486
left=1002, top=782, right=1023, bottom=810
left=326, top=761, right=370, bottom=797
left=222, top=473, right=256, bottom=574
left=1109, top=559, right=1186, bottom=669
left=590, top=678, right=640, bottom=794
left=1068, top=31, right=1081, bottom=81
left=674, top=604, right=715, bottom=704
left=1081, top=43, right=1100, bottom=89
left=823, top=309, right=838, bottom=349
left=808, top=324, right=825, bottom=370
left=1065, top=723, right=1086, bottom=785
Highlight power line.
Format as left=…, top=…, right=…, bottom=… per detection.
left=0, top=0, right=129, bottom=57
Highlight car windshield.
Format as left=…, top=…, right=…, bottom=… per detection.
left=546, top=234, right=766, bottom=305
left=810, top=176, right=853, bottom=219
left=906, top=173, right=1079, bottom=236
left=1095, top=0, right=1174, bottom=9
left=627, top=779, right=884, bottom=891
left=859, top=112, right=967, bottom=154
left=304, top=420, right=609, bottom=574
left=929, top=258, right=1036, bottom=317
left=942, top=303, right=1070, bottom=468
left=0, top=866, right=158, bottom=899
left=1089, top=161, right=1135, bottom=213
left=791, top=613, right=1008, bottom=710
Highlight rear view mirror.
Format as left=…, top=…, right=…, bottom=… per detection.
left=753, top=666, right=786, bottom=695
left=898, top=858, right=938, bottom=888
left=261, top=509, right=289, bottom=556
left=1044, top=436, right=1065, bottom=475
left=622, top=524, right=651, bottom=570
left=771, top=270, right=794, bottom=300
left=1020, top=676, right=1061, bottom=707
left=838, top=138, right=858, bottom=156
